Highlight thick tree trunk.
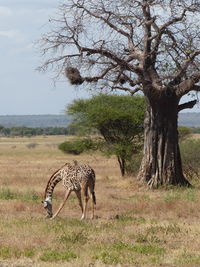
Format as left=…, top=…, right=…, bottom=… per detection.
left=138, top=90, right=190, bottom=188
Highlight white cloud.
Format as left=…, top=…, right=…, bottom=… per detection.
left=0, top=30, right=25, bottom=43
left=0, top=0, right=56, bottom=8
left=0, top=2, right=80, bottom=115
left=0, top=6, right=12, bottom=16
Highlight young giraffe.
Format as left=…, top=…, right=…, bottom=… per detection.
left=42, top=162, right=96, bottom=220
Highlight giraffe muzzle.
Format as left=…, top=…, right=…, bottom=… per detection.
left=42, top=200, right=53, bottom=218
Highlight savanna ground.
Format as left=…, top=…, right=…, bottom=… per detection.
left=0, top=135, right=200, bottom=267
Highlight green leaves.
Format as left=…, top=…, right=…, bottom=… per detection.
left=65, top=94, right=145, bottom=175
left=65, top=94, right=145, bottom=176
left=67, top=94, right=145, bottom=135
left=58, top=137, right=98, bottom=155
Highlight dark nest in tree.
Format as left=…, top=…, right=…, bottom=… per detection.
left=65, top=67, right=83, bottom=85
left=118, top=75, right=127, bottom=84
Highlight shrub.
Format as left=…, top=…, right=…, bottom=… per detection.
left=58, top=137, right=96, bottom=155
left=178, top=126, right=192, bottom=140
left=192, top=127, right=200, bottom=134
left=180, top=139, right=200, bottom=180
left=26, top=143, right=38, bottom=149
left=59, top=140, right=83, bottom=155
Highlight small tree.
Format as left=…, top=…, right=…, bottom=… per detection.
left=67, top=94, right=145, bottom=176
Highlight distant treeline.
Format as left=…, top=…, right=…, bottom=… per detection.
left=0, top=115, right=71, bottom=128
left=178, top=113, right=200, bottom=128
left=192, top=127, right=200, bottom=133
left=0, top=126, right=69, bottom=137
left=0, top=124, right=199, bottom=137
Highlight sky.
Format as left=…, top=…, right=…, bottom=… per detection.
left=0, top=1, right=199, bottom=115
left=0, top=0, right=91, bottom=115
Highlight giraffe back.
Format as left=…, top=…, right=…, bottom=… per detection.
left=61, top=163, right=95, bottom=191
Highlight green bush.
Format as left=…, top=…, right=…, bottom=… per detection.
left=192, top=127, right=200, bottom=134
left=180, top=139, right=200, bottom=180
left=58, top=138, right=95, bottom=155
left=178, top=126, right=192, bottom=140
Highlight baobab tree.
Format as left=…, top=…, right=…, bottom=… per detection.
left=39, top=0, right=200, bottom=188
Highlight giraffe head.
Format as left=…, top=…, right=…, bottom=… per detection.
left=42, top=198, right=53, bottom=218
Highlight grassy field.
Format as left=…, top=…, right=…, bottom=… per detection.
left=0, top=135, right=200, bottom=266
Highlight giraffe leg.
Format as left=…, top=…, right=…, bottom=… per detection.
left=90, top=191, right=96, bottom=219
left=51, top=189, right=71, bottom=219
left=81, top=186, right=89, bottom=220
left=75, top=190, right=83, bottom=213
left=89, top=183, right=96, bottom=219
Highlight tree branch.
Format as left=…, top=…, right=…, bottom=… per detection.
left=83, top=65, right=116, bottom=82
left=141, top=1, right=157, bottom=70
left=110, top=86, right=141, bottom=95
left=178, top=100, right=197, bottom=112
left=80, top=46, right=142, bottom=74
left=150, top=9, right=187, bottom=66
left=39, top=0, right=200, bottom=98
left=176, top=72, right=200, bottom=96
left=170, top=50, right=200, bottom=87
left=75, top=3, right=131, bottom=39
left=75, top=1, right=142, bottom=60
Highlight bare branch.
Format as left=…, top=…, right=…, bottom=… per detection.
left=84, top=65, right=117, bottom=82
left=38, top=0, right=200, bottom=100
left=75, top=2, right=131, bottom=38
left=161, top=9, right=187, bottom=30
left=150, top=9, right=187, bottom=66
left=80, top=46, right=142, bottom=74
left=178, top=100, right=197, bottom=111
left=110, top=85, right=141, bottom=95
left=170, top=50, right=200, bottom=87
left=176, top=71, right=200, bottom=96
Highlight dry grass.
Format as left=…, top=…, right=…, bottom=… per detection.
left=189, top=133, right=200, bottom=139
left=0, top=135, right=200, bottom=266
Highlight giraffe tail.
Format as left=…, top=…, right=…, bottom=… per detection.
left=91, top=191, right=96, bottom=205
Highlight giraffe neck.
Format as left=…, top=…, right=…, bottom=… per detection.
left=44, top=170, right=62, bottom=203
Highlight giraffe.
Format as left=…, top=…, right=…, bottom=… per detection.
left=42, top=162, right=96, bottom=220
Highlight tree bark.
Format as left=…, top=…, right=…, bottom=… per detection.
left=117, top=155, right=127, bottom=176
left=137, top=89, right=191, bottom=188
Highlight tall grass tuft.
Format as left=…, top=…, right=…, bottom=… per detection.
left=0, top=188, right=17, bottom=200
left=0, top=187, right=40, bottom=202
left=40, top=250, right=77, bottom=262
